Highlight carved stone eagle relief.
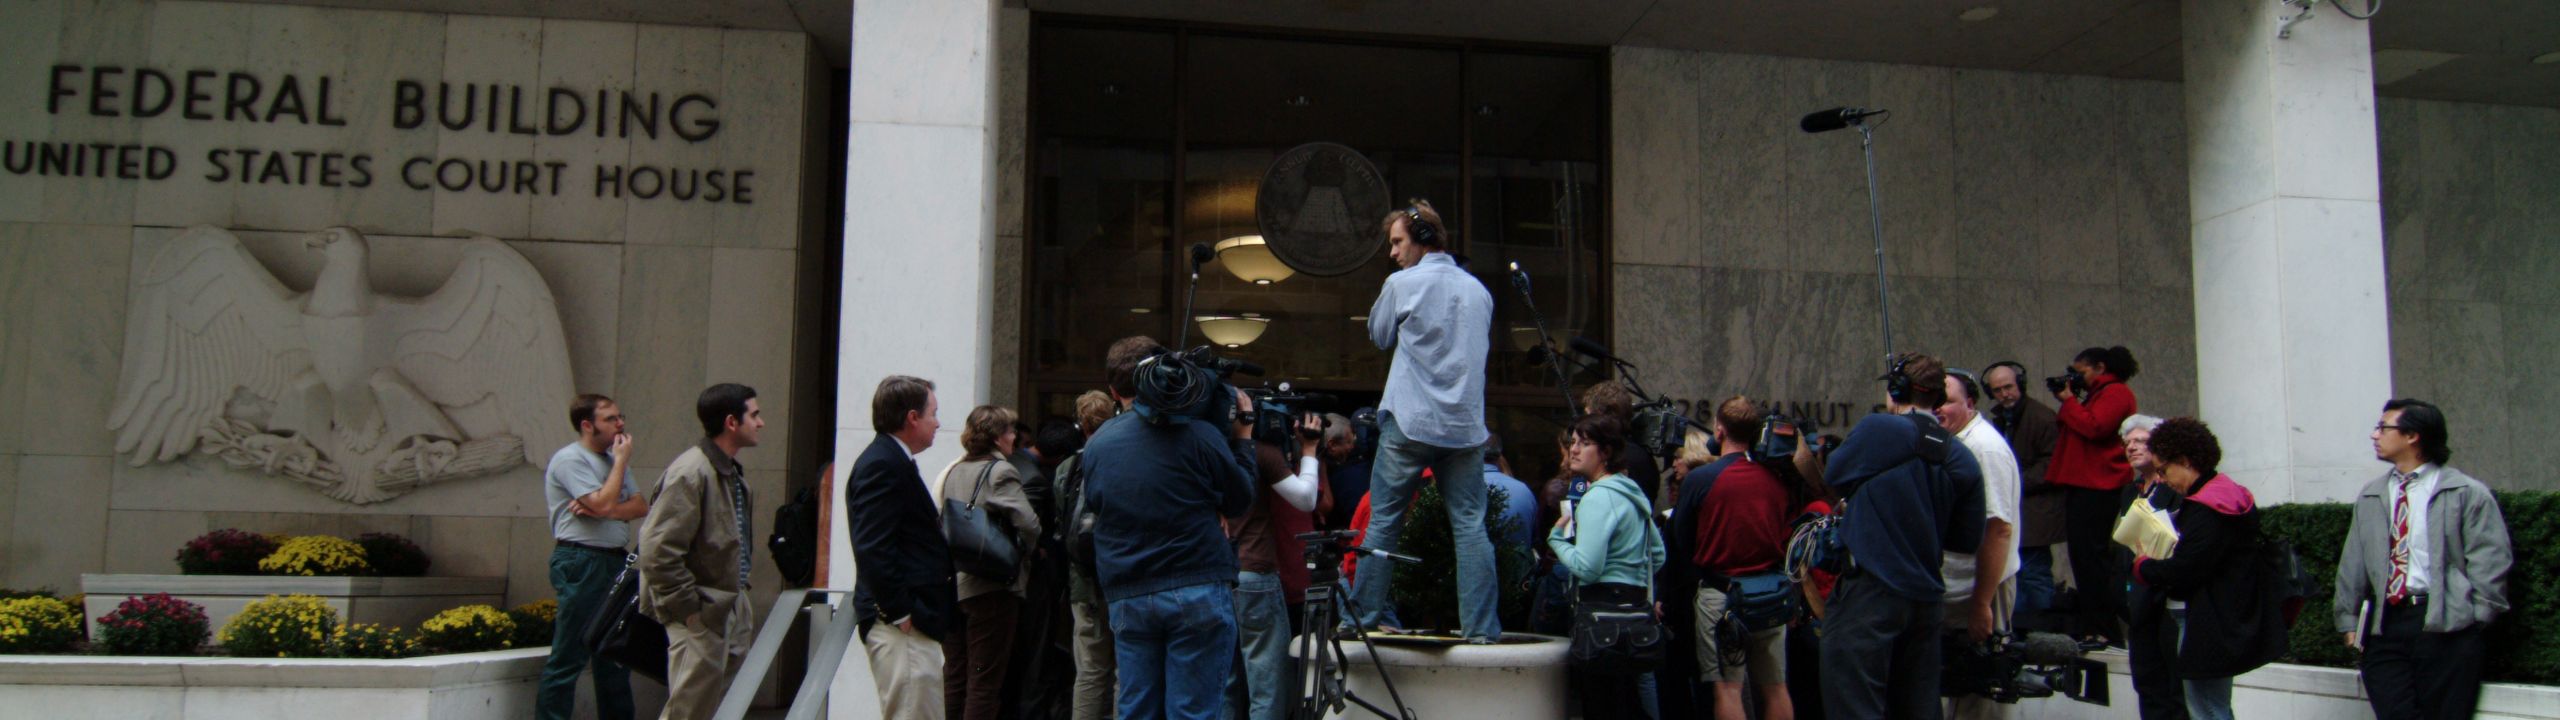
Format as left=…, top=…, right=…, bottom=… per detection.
left=108, top=226, right=575, bottom=504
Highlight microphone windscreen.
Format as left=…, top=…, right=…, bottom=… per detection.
left=1800, top=107, right=1853, bottom=133
left=1189, top=242, right=1215, bottom=266
left=1569, top=335, right=1614, bottom=360
left=2015, top=632, right=2086, bottom=666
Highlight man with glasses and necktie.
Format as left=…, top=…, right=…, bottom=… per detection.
left=2335, top=399, right=2513, bottom=720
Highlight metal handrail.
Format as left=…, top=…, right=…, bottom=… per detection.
left=711, top=587, right=858, bottom=720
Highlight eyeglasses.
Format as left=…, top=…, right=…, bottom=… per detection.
left=2373, top=424, right=2410, bottom=434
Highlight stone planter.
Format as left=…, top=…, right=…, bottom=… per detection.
left=0, top=648, right=544, bottom=719
left=1317, top=634, right=1568, bottom=719
left=81, top=573, right=506, bottom=642
left=2015, top=650, right=2560, bottom=719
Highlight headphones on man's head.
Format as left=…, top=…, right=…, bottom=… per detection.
left=1401, top=203, right=1440, bottom=247
left=1882, top=352, right=1914, bottom=404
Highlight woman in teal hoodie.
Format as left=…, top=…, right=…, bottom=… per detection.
left=1549, top=413, right=1668, bottom=720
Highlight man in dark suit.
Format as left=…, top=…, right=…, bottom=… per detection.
left=849, top=374, right=956, bottom=720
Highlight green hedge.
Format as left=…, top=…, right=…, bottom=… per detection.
left=2260, top=490, right=2558, bottom=685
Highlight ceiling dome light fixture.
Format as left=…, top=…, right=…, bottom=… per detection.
left=1959, top=6, right=1999, bottom=21
left=1197, top=315, right=1271, bottom=348
left=2536, top=51, right=2560, bottom=65
left=1215, top=235, right=1295, bottom=285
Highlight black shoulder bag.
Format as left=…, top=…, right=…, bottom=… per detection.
left=584, top=477, right=680, bottom=684
left=1566, top=479, right=1668, bottom=675
left=943, top=461, right=1023, bottom=586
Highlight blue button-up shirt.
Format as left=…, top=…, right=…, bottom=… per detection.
left=1368, top=252, right=1492, bottom=449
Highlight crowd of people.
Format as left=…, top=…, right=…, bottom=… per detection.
left=523, top=198, right=2518, bottom=720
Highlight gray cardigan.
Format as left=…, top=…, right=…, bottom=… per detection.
left=2332, top=465, right=2513, bottom=635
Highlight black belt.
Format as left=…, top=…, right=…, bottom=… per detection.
left=556, top=539, right=627, bottom=556
left=2388, top=593, right=2429, bottom=609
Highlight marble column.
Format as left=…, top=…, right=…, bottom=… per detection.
left=827, top=0, right=1001, bottom=716
left=2182, top=0, right=2393, bottom=504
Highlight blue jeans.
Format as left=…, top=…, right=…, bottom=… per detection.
left=538, top=546, right=634, bottom=720
left=1350, top=413, right=1499, bottom=641
left=1113, top=583, right=1237, bottom=720
left=2015, top=545, right=2057, bottom=617
left=1225, top=572, right=1288, bottom=720
left=2171, top=608, right=2234, bottom=720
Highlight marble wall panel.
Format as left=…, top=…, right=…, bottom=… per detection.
left=2389, top=299, right=2514, bottom=485
left=416, top=515, right=513, bottom=578
left=509, top=239, right=624, bottom=397
left=995, top=9, right=1030, bottom=240
left=429, top=14, right=542, bottom=239
left=1777, top=59, right=1884, bottom=278
left=0, top=228, right=32, bottom=456
left=1955, top=71, right=2125, bottom=285
left=530, top=19, right=637, bottom=242
left=103, top=509, right=207, bottom=573
left=1693, top=268, right=1885, bottom=408
left=505, top=516, right=551, bottom=607
left=321, top=8, right=443, bottom=236
left=1610, top=264, right=1708, bottom=402
left=1882, top=275, right=1997, bottom=369
left=1610, top=47, right=1704, bottom=268
left=708, top=29, right=811, bottom=250
left=8, top=223, right=129, bottom=458
left=2488, top=105, right=2560, bottom=309
left=707, top=248, right=799, bottom=473
left=2497, top=303, right=2560, bottom=490
left=229, top=5, right=437, bottom=234
left=615, top=244, right=714, bottom=467
left=1863, top=63, right=1959, bottom=281
left=0, top=0, right=69, bottom=224
left=990, top=235, right=1023, bottom=410
left=1694, top=52, right=1788, bottom=269
left=6, top=455, right=113, bottom=591
left=16, top=0, right=153, bottom=228
left=127, top=1, right=251, bottom=229
left=2115, top=80, right=2191, bottom=290
left=621, top=26, right=725, bottom=248
left=0, top=457, right=18, bottom=576
left=115, top=461, right=547, bottom=516
left=2118, top=283, right=2199, bottom=420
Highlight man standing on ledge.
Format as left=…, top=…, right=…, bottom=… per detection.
left=1350, top=198, right=1499, bottom=642
left=636, top=383, right=762, bottom=720
left=538, top=394, right=648, bottom=720
left=2338, top=399, right=2512, bottom=720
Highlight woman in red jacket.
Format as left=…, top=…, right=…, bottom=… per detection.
left=2051, top=346, right=2139, bottom=645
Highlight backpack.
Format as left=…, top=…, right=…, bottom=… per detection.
left=766, top=482, right=819, bottom=587
left=2264, top=536, right=2315, bottom=628
left=1054, top=452, right=1100, bottom=573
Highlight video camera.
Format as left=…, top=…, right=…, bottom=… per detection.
left=2044, top=369, right=2086, bottom=396
left=1240, top=383, right=1339, bottom=457
left=1633, top=400, right=1699, bottom=465
left=1131, top=345, right=1262, bottom=428
left=1941, top=631, right=2110, bottom=706
left=1748, top=411, right=1821, bottom=464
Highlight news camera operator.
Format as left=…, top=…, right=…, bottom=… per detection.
left=2050, top=346, right=2141, bottom=646
left=1224, top=392, right=1325, bottom=720
left=1079, top=341, right=1260, bottom=720
left=1821, top=352, right=1987, bottom=720
left=1350, top=198, right=1502, bottom=644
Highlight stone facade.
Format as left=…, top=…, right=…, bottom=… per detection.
left=0, top=0, right=826, bottom=605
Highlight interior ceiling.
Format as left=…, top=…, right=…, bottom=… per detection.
left=1029, top=0, right=2560, bottom=108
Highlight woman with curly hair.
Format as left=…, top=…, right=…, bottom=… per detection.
left=2127, top=418, right=2286, bottom=720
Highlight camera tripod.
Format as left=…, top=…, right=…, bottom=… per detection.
left=1290, top=531, right=1421, bottom=720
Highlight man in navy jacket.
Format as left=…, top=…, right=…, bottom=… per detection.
left=848, top=375, right=957, bottom=720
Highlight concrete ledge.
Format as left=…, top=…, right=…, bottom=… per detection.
left=0, top=649, right=544, bottom=720
left=1318, top=634, right=1569, bottom=719
left=2019, top=650, right=2560, bottom=719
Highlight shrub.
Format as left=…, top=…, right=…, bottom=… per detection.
left=0, top=588, right=57, bottom=602
left=415, top=605, right=515, bottom=654
left=258, top=535, right=372, bottom=577
left=176, top=529, right=282, bottom=575
left=2261, top=490, right=2559, bottom=685
left=354, top=533, right=432, bottom=577
left=96, top=593, right=210, bottom=656
left=1387, top=482, right=1532, bottom=633
left=220, top=594, right=339, bottom=658
left=0, top=596, right=83, bottom=654
left=508, top=599, right=558, bottom=649
left=328, top=623, right=413, bottom=659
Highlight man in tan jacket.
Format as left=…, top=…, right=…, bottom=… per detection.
left=637, top=383, right=763, bottom=720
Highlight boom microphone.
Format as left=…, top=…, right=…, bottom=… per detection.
left=2014, top=632, right=2087, bottom=666
left=1799, top=107, right=1888, bottom=133
left=1568, top=335, right=1623, bottom=365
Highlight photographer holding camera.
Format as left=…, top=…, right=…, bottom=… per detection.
left=1081, top=338, right=1260, bottom=720
left=1350, top=199, right=1501, bottom=643
left=2049, top=346, right=2140, bottom=647
left=1821, top=352, right=1987, bottom=720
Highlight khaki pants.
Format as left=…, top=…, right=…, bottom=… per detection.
left=1069, top=598, right=1116, bottom=720
left=661, top=614, right=739, bottom=720
left=1944, top=577, right=2018, bottom=720
left=864, top=622, right=948, bottom=720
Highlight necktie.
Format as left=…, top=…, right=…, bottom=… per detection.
left=2385, top=470, right=2412, bottom=606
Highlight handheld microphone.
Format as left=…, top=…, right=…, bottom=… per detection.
left=1799, top=107, right=1888, bottom=133
left=1568, top=335, right=1623, bottom=365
